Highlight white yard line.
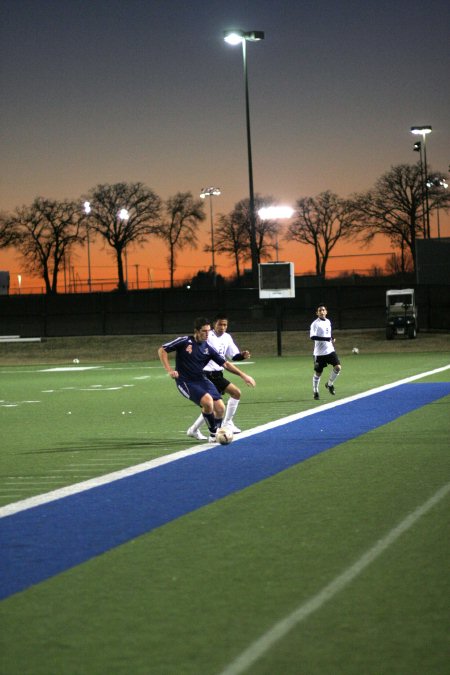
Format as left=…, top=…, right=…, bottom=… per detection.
left=1, top=364, right=448, bottom=520
left=217, top=480, right=450, bottom=675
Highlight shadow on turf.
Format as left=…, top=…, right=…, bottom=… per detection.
left=22, top=437, right=189, bottom=454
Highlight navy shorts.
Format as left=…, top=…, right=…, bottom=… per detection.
left=313, top=352, right=340, bottom=373
left=176, top=377, right=222, bottom=406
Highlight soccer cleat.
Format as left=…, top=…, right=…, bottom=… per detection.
left=187, top=426, right=208, bottom=441
left=208, top=434, right=217, bottom=443
left=325, top=382, right=335, bottom=395
left=227, top=422, right=241, bottom=433
left=313, top=392, right=319, bottom=400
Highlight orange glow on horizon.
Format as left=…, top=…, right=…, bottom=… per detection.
left=1, top=215, right=449, bottom=294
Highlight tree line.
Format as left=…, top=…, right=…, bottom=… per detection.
left=0, top=164, right=448, bottom=294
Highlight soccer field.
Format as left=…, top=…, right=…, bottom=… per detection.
left=1, top=349, right=449, bottom=674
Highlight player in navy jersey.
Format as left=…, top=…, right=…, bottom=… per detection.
left=310, top=304, right=342, bottom=399
left=186, top=314, right=252, bottom=440
left=158, top=317, right=256, bottom=442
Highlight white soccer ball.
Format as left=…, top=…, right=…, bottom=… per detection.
left=352, top=347, right=359, bottom=354
left=73, top=358, right=80, bottom=364
left=216, top=426, right=234, bottom=445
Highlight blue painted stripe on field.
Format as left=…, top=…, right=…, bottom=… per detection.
left=1, top=382, right=449, bottom=600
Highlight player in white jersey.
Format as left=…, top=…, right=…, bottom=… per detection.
left=310, top=304, right=342, bottom=400
left=187, top=314, right=253, bottom=440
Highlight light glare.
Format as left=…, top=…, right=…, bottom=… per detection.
left=224, top=32, right=244, bottom=45
left=410, top=126, right=432, bottom=135
left=258, top=206, right=294, bottom=220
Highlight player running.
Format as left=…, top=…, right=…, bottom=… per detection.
left=186, top=314, right=252, bottom=440
left=310, top=304, right=342, bottom=400
left=158, top=317, right=255, bottom=442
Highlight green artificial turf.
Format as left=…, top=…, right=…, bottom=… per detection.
left=0, top=352, right=449, bottom=504
left=1, top=350, right=449, bottom=674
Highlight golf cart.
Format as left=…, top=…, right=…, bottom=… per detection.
left=385, top=289, right=417, bottom=339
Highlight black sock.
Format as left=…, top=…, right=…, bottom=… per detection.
left=202, top=412, right=216, bottom=434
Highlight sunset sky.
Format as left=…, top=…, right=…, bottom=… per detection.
left=1, top=0, right=449, bottom=292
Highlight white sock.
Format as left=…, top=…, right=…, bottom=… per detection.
left=313, top=375, right=320, bottom=393
left=190, top=412, right=204, bottom=432
left=328, top=369, right=340, bottom=385
left=224, top=398, right=239, bottom=425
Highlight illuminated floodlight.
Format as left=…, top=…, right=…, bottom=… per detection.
left=200, top=187, right=221, bottom=198
left=224, top=30, right=244, bottom=45
left=258, top=206, right=294, bottom=220
left=83, top=201, right=91, bottom=215
left=118, top=208, right=129, bottom=221
left=410, top=125, right=432, bottom=135
left=223, top=29, right=264, bottom=45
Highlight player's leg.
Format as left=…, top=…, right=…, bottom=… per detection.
left=313, top=357, right=323, bottom=400
left=186, top=411, right=207, bottom=440
left=199, top=392, right=219, bottom=439
left=201, top=380, right=225, bottom=441
left=186, top=372, right=224, bottom=440
left=223, top=382, right=242, bottom=432
left=325, top=354, right=341, bottom=395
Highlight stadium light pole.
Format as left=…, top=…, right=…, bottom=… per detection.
left=83, top=201, right=93, bottom=292
left=200, top=187, right=221, bottom=285
left=411, top=126, right=432, bottom=238
left=224, top=29, right=264, bottom=285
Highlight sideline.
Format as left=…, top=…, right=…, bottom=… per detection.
left=1, top=364, right=449, bottom=519
left=218, top=481, right=450, bottom=675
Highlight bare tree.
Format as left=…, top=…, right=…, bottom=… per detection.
left=87, top=182, right=161, bottom=292
left=211, top=195, right=279, bottom=281
left=286, top=191, right=357, bottom=277
left=385, top=249, right=414, bottom=276
left=155, top=192, right=205, bottom=288
left=210, top=212, right=248, bottom=281
left=351, top=164, right=450, bottom=272
left=4, top=198, right=84, bottom=294
left=0, top=212, right=18, bottom=249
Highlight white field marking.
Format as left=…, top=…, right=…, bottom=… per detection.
left=79, top=387, right=123, bottom=391
left=1, top=364, right=449, bottom=520
left=4, top=482, right=68, bottom=487
left=218, top=481, right=450, bottom=675
left=1, top=400, right=41, bottom=407
left=39, top=366, right=102, bottom=372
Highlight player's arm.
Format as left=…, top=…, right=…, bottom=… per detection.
left=310, top=324, right=331, bottom=341
left=157, top=347, right=178, bottom=379
left=225, top=335, right=251, bottom=361
left=232, top=349, right=251, bottom=360
left=223, top=361, right=255, bottom=387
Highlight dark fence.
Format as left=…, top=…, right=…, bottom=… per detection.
left=0, top=283, right=449, bottom=337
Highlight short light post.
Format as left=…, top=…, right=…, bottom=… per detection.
left=118, top=208, right=130, bottom=289
left=83, top=201, right=92, bottom=292
left=426, top=177, right=448, bottom=238
left=411, top=125, right=432, bottom=237
left=200, top=187, right=221, bottom=285
left=224, top=29, right=264, bottom=284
